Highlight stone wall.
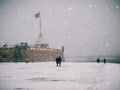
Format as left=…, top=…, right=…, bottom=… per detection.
left=0, top=47, right=64, bottom=62
left=26, top=48, right=64, bottom=62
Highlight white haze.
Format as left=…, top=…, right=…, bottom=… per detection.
left=0, top=0, right=120, bottom=57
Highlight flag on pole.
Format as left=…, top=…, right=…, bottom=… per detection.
left=35, top=13, right=40, bottom=18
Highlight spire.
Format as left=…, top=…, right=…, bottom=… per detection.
left=34, top=12, right=49, bottom=48
left=34, top=12, right=43, bottom=47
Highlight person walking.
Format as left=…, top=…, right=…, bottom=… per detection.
left=56, top=57, right=59, bottom=67
left=97, top=58, right=100, bottom=63
left=58, top=56, right=62, bottom=67
left=103, top=58, right=106, bottom=64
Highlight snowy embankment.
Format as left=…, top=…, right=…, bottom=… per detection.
left=0, top=62, right=120, bottom=90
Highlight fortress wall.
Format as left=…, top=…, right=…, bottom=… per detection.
left=0, top=47, right=64, bottom=62
left=26, top=48, right=63, bottom=62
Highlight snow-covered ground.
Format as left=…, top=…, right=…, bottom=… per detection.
left=0, top=62, right=120, bottom=90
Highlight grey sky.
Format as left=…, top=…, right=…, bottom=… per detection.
left=0, top=0, right=120, bottom=57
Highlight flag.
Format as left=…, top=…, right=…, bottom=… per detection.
left=35, top=13, right=40, bottom=18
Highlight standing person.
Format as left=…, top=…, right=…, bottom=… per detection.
left=97, top=58, right=100, bottom=63
left=58, top=56, right=62, bottom=67
left=103, top=58, right=106, bottom=64
left=56, top=57, right=59, bottom=67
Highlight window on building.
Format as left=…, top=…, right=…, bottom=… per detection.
left=2, top=53, right=7, bottom=58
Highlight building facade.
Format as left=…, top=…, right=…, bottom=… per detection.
left=0, top=43, right=64, bottom=62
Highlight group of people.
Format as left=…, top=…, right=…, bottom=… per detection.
left=56, top=56, right=62, bottom=67
left=97, top=58, right=106, bottom=64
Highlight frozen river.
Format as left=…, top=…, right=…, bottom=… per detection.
left=0, top=62, right=120, bottom=90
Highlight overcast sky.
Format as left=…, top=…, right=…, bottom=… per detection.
left=0, top=0, right=120, bottom=57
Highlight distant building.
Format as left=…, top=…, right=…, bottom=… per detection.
left=0, top=12, right=65, bottom=62
left=0, top=43, right=64, bottom=62
left=27, top=47, right=63, bottom=62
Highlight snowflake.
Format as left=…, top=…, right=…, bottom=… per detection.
left=89, top=4, right=93, bottom=8
left=106, top=43, right=109, bottom=47
left=116, top=5, right=119, bottom=9
left=87, top=17, right=90, bottom=20
left=68, top=7, right=73, bottom=11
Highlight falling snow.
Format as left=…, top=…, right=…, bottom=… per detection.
left=116, top=5, right=119, bottom=9
left=89, top=4, right=93, bottom=8
left=106, top=43, right=109, bottom=47
left=68, top=7, right=73, bottom=11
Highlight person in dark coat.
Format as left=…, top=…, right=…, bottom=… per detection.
left=97, top=58, right=100, bottom=63
left=56, top=57, right=59, bottom=66
left=58, top=56, right=62, bottom=66
left=103, top=58, right=106, bottom=64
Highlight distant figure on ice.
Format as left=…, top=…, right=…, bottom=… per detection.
left=56, top=56, right=62, bottom=67
left=97, top=58, right=100, bottom=63
left=103, top=58, right=106, bottom=64
left=58, top=56, right=62, bottom=67
left=56, top=57, right=59, bottom=66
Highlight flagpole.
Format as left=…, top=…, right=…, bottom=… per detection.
left=39, top=12, right=42, bottom=37
left=38, top=12, right=43, bottom=45
left=35, top=12, right=43, bottom=47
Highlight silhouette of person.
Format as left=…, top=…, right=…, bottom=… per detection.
left=56, top=57, right=59, bottom=66
left=97, top=58, right=100, bottom=63
left=58, top=56, right=62, bottom=67
left=103, top=58, right=106, bottom=64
